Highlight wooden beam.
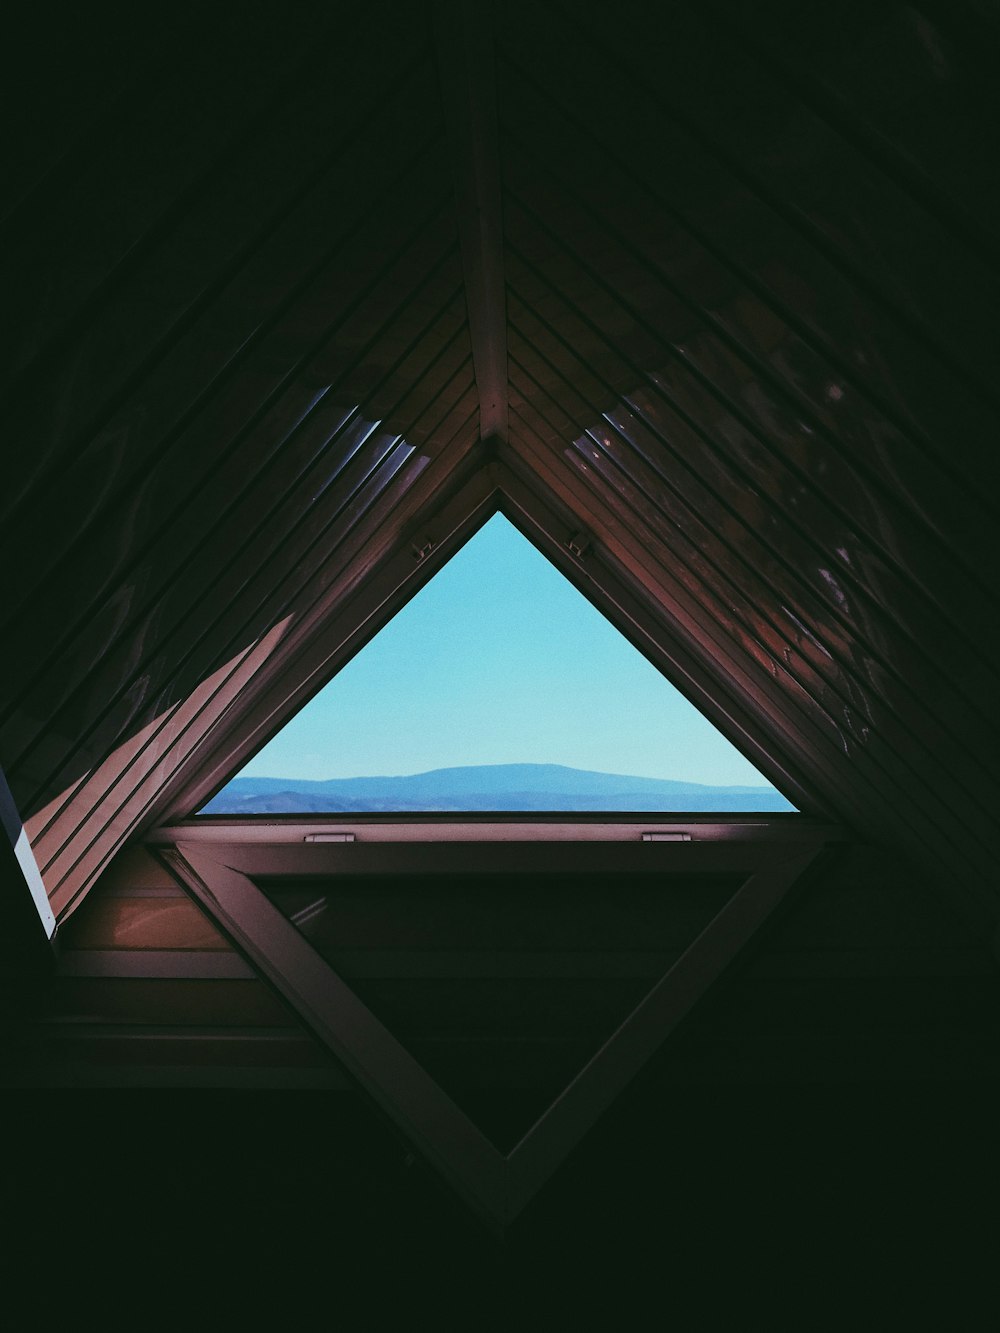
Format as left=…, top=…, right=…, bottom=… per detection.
left=434, top=0, right=508, bottom=443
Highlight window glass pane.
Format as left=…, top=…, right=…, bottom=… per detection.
left=199, top=514, right=796, bottom=813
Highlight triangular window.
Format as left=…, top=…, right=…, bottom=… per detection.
left=198, top=514, right=796, bottom=814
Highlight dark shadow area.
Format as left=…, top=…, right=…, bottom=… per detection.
left=3, top=1084, right=997, bottom=1322
left=258, top=869, right=743, bottom=1150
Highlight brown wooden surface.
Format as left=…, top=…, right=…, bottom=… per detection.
left=435, top=0, right=509, bottom=443
left=60, top=899, right=231, bottom=951
left=1, top=0, right=998, bottom=956
left=0, top=834, right=342, bottom=1087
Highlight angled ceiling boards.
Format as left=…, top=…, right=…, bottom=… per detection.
left=0, top=0, right=994, bottom=935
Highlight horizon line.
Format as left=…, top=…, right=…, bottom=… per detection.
left=231, top=760, right=779, bottom=789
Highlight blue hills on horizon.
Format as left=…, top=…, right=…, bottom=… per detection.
left=199, top=762, right=796, bottom=814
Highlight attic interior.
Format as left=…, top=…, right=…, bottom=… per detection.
left=2, top=0, right=999, bottom=1313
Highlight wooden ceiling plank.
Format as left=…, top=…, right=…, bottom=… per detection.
left=499, top=28, right=1000, bottom=512
left=28, top=406, right=465, bottom=857
left=504, top=301, right=1000, bottom=841
left=0, top=120, right=451, bottom=634
left=501, top=178, right=1000, bottom=634
left=494, top=447, right=841, bottom=818
left=538, top=0, right=1000, bottom=412
left=157, top=459, right=497, bottom=829
left=9, top=280, right=471, bottom=827
left=499, top=433, right=998, bottom=927
left=36, top=435, right=492, bottom=919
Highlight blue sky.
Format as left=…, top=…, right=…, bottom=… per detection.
left=239, top=513, right=778, bottom=786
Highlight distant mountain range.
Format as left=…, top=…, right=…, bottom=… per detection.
left=199, top=763, right=796, bottom=814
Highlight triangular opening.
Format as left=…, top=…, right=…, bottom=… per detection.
left=253, top=865, right=747, bottom=1151
left=199, top=512, right=796, bottom=814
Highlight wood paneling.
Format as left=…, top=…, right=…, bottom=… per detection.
left=0, top=842, right=342, bottom=1087
left=61, top=899, right=229, bottom=952
left=0, top=0, right=996, bottom=934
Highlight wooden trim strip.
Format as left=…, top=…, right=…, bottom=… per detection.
left=152, top=815, right=837, bottom=845
left=57, top=950, right=255, bottom=979
left=0, top=1066, right=350, bottom=1090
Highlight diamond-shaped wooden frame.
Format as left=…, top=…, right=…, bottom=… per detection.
left=161, top=837, right=827, bottom=1231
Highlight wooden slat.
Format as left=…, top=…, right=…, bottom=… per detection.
left=7, top=1031, right=335, bottom=1069
left=503, top=223, right=1000, bottom=775
left=745, top=948, right=997, bottom=980
left=1, top=38, right=443, bottom=581
left=0, top=1063, right=348, bottom=1090
left=0, top=11, right=316, bottom=395
left=37, top=977, right=295, bottom=1026
left=532, top=0, right=1000, bottom=407
left=35, top=434, right=466, bottom=915
left=90, top=844, right=180, bottom=892
left=58, top=950, right=254, bottom=979
left=501, top=427, right=863, bottom=815
left=498, top=24, right=1000, bottom=520
left=500, top=423, right=999, bottom=910
left=4, top=193, right=463, bottom=792
left=158, top=460, right=497, bottom=827
left=704, top=0, right=1000, bottom=256
left=281, top=948, right=682, bottom=980
left=507, top=297, right=1000, bottom=813
left=687, top=976, right=1000, bottom=1037
left=651, top=1030, right=1000, bottom=1085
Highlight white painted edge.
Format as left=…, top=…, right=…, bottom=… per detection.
left=15, top=826, right=56, bottom=940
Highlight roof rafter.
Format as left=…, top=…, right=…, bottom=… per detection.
left=434, top=0, right=508, bottom=444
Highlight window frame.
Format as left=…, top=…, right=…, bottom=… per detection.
left=153, top=819, right=835, bottom=1230
left=159, top=475, right=830, bottom=827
